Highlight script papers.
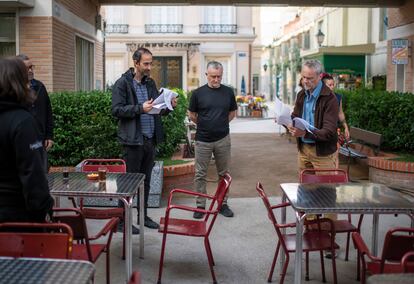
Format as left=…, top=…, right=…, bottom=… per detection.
left=275, top=97, right=318, bottom=134
left=148, top=88, right=178, bottom=114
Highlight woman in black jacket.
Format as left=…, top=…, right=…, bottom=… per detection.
left=0, top=58, right=54, bottom=222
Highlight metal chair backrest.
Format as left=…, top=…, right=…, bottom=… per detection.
left=0, top=222, right=73, bottom=259
left=401, top=251, right=414, bottom=273
left=300, top=168, right=348, bottom=183
left=81, top=158, right=126, bottom=173
left=204, top=173, right=231, bottom=233
left=52, top=208, right=93, bottom=261
left=381, top=227, right=414, bottom=267
left=255, top=182, right=283, bottom=238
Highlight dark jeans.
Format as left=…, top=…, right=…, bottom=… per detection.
left=122, top=138, right=155, bottom=217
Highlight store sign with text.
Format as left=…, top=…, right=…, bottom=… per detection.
left=391, top=39, right=409, bottom=65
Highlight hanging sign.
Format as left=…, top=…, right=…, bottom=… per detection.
left=391, top=39, right=409, bottom=65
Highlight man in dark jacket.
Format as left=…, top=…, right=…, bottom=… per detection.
left=112, top=47, right=177, bottom=231
left=17, top=54, right=54, bottom=173
left=288, top=59, right=338, bottom=170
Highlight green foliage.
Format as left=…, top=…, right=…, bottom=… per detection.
left=157, top=88, right=188, bottom=157
left=340, top=88, right=414, bottom=152
left=49, top=91, right=121, bottom=166
left=49, top=89, right=188, bottom=166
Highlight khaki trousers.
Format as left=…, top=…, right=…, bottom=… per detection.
left=298, top=143, right=337, bottom=220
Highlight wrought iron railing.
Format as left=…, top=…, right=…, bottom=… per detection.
left=199, top=24, right=237, bottom=34
left=105, top=24, right=129, bottom=34
left=145, top=24, right=183, bottom=34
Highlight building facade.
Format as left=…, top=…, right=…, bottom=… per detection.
left=272, top=7, right=388, bottom=104
left=386, top=0, right=414, bottom=93
left=104, top=5, right=256, bottom=95
left=0, top=0, right=104, bottom=92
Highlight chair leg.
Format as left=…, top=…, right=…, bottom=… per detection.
left=205, top=238, right=215, bottom=266
left=345, top=232, right=350, bottom=261
left=331, top=249, right=337, bottom=284
left=106, top=249, right=110, bottom=284
left=157, top=232, right=168, bottom=284
left=320, top=251, right=326, bottom=283
left=305, top=252, right=309, bottom=281
left=268, top=241, right=280, bottom=283
left=279, top=254, right=289, bottom=284
left=356, top=251, right=361, bottom=281
left=204, top=239, right=217, bottom=284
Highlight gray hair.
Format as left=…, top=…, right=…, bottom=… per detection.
left=206, top=61, right=223, bottom=70
left=302, top=59, right=323, bottom=75
left=16, top=54, right=30, bottom=61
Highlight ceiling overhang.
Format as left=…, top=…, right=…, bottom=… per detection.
left=98, top=0, right=405, bottom=7
left=0, top=0, right=34, bottom=7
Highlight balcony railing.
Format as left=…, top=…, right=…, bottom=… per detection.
left=199, top=24, right=237, bottom=34
left=105, top=24, right=129, bottom=34
left=145, top=24, right=183, bottom=34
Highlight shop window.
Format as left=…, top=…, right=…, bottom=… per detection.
left=395, top=64, right=405, bottom=92
left=105, top=57, right=124, bottom=88
left=252, top=75, right=259, bottom=95
left=0, top=13, right=16, bottom=57
left=75, top=36, right=94, bottom=91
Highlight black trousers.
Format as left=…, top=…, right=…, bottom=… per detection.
left=122, top=138, right=155, bottom=217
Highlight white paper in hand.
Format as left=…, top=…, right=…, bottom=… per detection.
left=274, top=97, right=292, bottom=126
left=148, top=88, right=178, bottom=114
left=292, top=117, right=318, bottom=134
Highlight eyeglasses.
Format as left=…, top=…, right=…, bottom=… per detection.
left=27, top=65, right=35, bottom=70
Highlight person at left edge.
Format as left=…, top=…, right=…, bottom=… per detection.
left=112, top=47, right=177, bottom=231
left=17, top=54, right=54, bottom=173
left=0, top=57, right=54, bottom=223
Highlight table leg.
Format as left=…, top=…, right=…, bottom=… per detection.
left=139, top=182, right=145, bottom=259
left=294, top=212, right=306, bottom=284
left=280, top=194, right=287, bottom=272
left=121, top=197, right=133, bottom=281
left=372, top=213, right=379, bottom=255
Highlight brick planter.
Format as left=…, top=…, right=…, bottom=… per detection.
left=163, top=162, right=195, bottom=196
left=368, top=156, right=414, bottom=190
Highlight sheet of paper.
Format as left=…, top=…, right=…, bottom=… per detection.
left=292, top=117, right=318, bottom=133
left=148, top=88, right=178, bottom=114
left=274, top=97, right=292, bottom=126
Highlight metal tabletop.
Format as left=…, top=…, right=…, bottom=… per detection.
left=0, top=257, right=95, bottom=284
left=280, top=182, right=414, bottom=284
left=282, top=182, right=414, bottom=214
left=48, top=172, right=145, bottom=281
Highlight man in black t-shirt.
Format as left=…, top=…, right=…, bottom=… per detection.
left=188, top=61, right=237, bottom=219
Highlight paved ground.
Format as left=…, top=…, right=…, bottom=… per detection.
left=89, top=113, right=410, bottom=284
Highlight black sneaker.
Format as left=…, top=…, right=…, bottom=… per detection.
left=193, top=207, right=205, bottom=219
left=144, top=216, right=159, bottom=229
left=325, top=251, right=337, bottom=259
left=117, top=221, right=140, bottom=235
left=219, top=204, right=234, bottom=218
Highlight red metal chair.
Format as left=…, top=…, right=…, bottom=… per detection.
left=352, top=228, right=414, bottom=284
left=300, top=169, right=364, bottom=266
left=78, top=158, right=128, bottom=260
left=52, top=208, right=119, bottom=284
left=128, top=271, right=142, bottom=284
left=256, top=182, right=339, bottom=284
left=401, top=251, right=414, bottom=273
left=0, top=222, right=73, bottom=259
left=157, top=173, right=232, bottom=284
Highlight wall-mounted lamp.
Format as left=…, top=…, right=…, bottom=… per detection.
left=316, top=29, right=325, bottom=47
left=263, top=64, right=268, bottom=72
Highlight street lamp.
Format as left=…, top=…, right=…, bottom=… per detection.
left=263, top=63, right=268, bottom=72
left=316, top=29, right=325, bottom=47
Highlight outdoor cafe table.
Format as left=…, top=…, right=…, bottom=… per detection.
left=280, top=182, right=414, bottom=284
left=48, top=172, right=145, bottom=280
left=0, top=257, right=95, bottom=284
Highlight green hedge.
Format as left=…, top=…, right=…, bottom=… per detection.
left=339, top=88, right=414, bottom=152
left=49, top=90, right=187, bottom=166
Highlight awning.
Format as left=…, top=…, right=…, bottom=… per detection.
left=306, top=54, right=366, bottom=76
left=0, top=0, right=34, bottom=7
